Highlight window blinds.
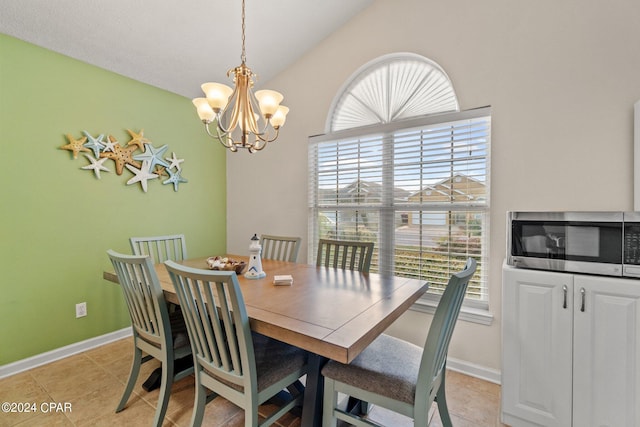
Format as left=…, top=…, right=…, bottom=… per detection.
left=309, top=107, right=491, bottom=301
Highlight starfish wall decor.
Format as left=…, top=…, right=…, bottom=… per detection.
left=59, top=129, right=188, bottom=192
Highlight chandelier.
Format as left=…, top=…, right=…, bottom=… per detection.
left=192, top=0, right=289, bottom=153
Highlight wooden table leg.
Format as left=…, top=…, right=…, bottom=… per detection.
left=301, top=354, right=328, bottom=427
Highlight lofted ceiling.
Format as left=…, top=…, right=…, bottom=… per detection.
left=0, top=0, right=373, bottom=98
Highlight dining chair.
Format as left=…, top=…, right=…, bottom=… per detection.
left=129, top=234, right=187, bottom=264
left=164, top=260, right=309, bottom=427
left=321, top=258, right=477, bottom=427
left=316, top=238, right=374, bottom=273
left=260, top=234, right=302, bottom=262
left=107, top=250, right=193, bottom=427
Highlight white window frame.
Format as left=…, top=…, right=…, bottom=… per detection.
left=309, top=53, right=493, bottom=324
left=308, top=108, right=492, bottom=323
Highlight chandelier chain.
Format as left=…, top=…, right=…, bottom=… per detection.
left=241, top=0, right=246, bottom=64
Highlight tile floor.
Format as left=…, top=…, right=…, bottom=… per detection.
left=0, top=337, right=507, bottom=426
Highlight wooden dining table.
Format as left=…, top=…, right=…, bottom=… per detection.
left=103, top=255, right=428, bottom=426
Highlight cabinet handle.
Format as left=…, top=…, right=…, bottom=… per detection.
left=562, top=285, right=568, bottom=309
left=580, top=288, right=586, bottom=312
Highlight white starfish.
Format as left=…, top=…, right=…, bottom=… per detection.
left=81, top=154, right=110, bottom=179
left=102, top=136, right=117, bottom=153
left=125, top=160, right=158, bottom=192
left=165, top=152, right=185, bottom=171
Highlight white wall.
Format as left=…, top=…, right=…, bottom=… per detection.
left=227, top=0, right=640, bottom=372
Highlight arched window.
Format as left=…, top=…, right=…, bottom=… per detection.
left=309, top=53, right=491, bottom=312
left=327, top=52, right=459, bottom=131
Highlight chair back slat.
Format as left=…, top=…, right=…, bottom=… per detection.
left=417, top=258, right=477, bottom=400
left=215, top=282, right=243, bottom=373
left=316, top=239, right=374, bottom=273
left=130, top=234, right=187, bottom=264
left=165, top=261, right=255, bottom=388
left=108, top=250, right=168, bottom=347
left=188, top=275, right=220, bottom=366
left=260, top=234, right=302, bottom=263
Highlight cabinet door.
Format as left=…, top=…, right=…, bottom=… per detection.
left=502, top=266, right=573, bottom=427
left=573, top=275, right=640, bottom=427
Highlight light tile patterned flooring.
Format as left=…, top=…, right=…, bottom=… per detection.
left=0, top=337, right=506, bottom=426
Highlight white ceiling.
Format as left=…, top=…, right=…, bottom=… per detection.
left=0, top=0, right=372, bottom=98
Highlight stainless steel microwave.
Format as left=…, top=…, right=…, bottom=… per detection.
left=507, top=211, right=640, bottom=277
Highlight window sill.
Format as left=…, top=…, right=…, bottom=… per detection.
left=410, top=299, right=494, bottom=326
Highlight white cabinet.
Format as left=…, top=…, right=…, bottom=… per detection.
left=572, top=275, right=640, bottom=427
left=502, top=265, right=640, bottom=427
left=502, top=267, right=573, bottom=427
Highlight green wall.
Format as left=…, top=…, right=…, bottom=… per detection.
left=0, top=34, right=227, bottom=365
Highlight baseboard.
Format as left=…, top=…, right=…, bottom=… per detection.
left=0, top=327, right=132, bottom=379
left=0, top=327, right=502, bottom=385
left=446, top=356, right=501, bottom=385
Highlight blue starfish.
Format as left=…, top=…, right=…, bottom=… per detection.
left=82, top=131, right=106, bottom=158
left=133, top=143, right=170, bottom=171
left=163, top=168, right=188, bottom=192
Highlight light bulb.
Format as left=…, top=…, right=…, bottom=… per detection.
left=192, top=98, right=215, bottom=123
left=201, top=83, right=233, bottom=112
left=270, top=106, right=289, bottom=128
left=255, top=90, right=283, bottom=117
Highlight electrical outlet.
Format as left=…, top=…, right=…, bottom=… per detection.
left=76, top=302, right=87, bottom=318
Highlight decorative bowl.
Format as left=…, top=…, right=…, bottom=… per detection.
left=206, top=257, right=247, bottom=275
